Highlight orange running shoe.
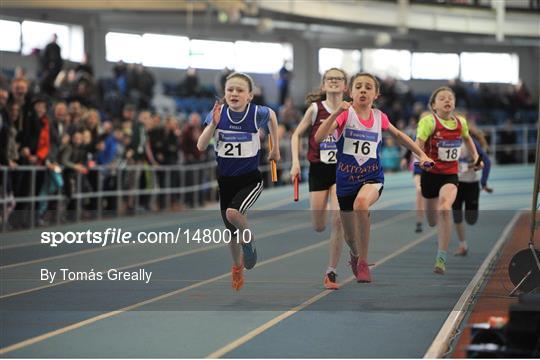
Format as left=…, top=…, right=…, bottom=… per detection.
left=323, top=271, right=340, bottom=290
left=231, top=263, right=244, bottom=291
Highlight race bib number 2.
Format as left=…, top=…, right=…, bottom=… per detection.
left=320, top=141, right=337, bottom=164
left=217, top=132, right=253, bottom=158
left=343, top=129, right=378, bottom=159
left=438, top=140, right=461, bottom=161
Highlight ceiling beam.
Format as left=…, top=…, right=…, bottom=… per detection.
left=257, top=0, right=540, bottom=39
left=0, top=0, right=209, bottom=11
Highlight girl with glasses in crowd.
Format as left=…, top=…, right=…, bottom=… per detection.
left=290, top=68, right=347, bottom=290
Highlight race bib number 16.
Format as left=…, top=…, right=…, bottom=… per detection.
left=343, top=129, right=378, bottom=159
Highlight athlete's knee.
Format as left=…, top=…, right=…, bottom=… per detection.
left=225, top=208, right=242, bottom=223
left=332, top=213, right=342, bottom=229
left=452, top=210, right=463, bottom=224
left=353, top=198, right=370, bottom=212
left=439, top=202, right=453, bottom=212
left=465, top=210, right=478, bottom=225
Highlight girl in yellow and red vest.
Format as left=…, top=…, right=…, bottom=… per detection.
left=416, top=87, right=482, bottom=275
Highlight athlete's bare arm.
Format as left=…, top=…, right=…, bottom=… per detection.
left=290, top=106, right=314, bottom=181
left=388, top=123, right=432, bottom=167
left=267, top=109, right=281, bottom=162
left=197, top=102, right=221, bottom=151
left=314, top=101, right=350, bottom=143
left=464, top=135, right=483, bottom=170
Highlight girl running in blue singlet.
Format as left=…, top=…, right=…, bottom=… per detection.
left=315, top=73, right=433, bottom=283
left=197, top=72, right=280, bottom=291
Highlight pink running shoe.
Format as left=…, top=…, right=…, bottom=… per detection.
left=356, top=260, right=372, bottom=283
left=349, top=252, right=359, bottom=277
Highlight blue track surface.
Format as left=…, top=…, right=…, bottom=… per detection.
left=0, top=165, right=533, bottom=357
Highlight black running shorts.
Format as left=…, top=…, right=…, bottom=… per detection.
left=452, top=181, right=480, bottom=224
left=337, top=182, right=384, bottom=212
left=308, top=162, right=336, bottom=192
left=420, top=172, right=458, bottom=199
left=218, top=170, right=263, bottom=214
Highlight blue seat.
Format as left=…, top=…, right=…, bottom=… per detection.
left=413, top=94, right=430, bottom=106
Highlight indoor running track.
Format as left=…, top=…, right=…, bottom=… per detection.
left=0, top=164, right=533, bottom=358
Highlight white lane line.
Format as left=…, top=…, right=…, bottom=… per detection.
left=0, top=211, right=303, bottom=270
left=206, top=229, right=437, bottom=358
left=0, top=221, right=310, bottom=300
left=0, top=212, right=413, bottom=355
left=423, top=211, right=520, bottom=358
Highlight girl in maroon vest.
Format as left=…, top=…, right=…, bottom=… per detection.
left=416, top=87, right=482, bottom=274
left=290, top=68, right=347, bottom=290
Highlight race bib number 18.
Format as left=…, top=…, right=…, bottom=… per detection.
left=343, top=129, right=378, bottom=159
left=438, top=140, right=461, bottom=161
left=217, top=132, right=253, bottom=158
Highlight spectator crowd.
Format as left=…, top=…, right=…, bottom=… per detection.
left=0, top=34, right=538, bottom=229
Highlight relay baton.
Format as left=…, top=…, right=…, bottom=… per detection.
left=415, top=161, right=434, bottom=169
left=475, top=154, right=483, bottom=166
left=293, top=175, right=299, bottom=202
left=268, top=137, right=278, bottom=183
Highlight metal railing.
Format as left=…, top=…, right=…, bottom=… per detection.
left=479, top=124, right=538, bottom=165
left=1, top=124, right=537, bottom=232
left=1, top=162, right=220, bottom=231
left=0, top=157, right=300, bottom=232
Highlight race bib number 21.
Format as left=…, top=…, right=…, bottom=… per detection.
left=217, top=132, right=253, bottom=158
